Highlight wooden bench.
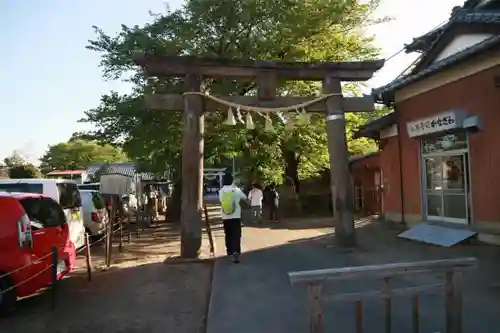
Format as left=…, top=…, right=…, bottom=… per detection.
left=288, top=257, right=477, bottom=333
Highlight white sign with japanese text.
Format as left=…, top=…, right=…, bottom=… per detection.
left=406, top=111, right=460, bottom=138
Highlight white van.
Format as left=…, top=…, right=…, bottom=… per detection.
left=0, top=179, right=86, bottom=249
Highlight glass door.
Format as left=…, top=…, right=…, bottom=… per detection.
left=424, top=154, right=469, bottom=224
left=425, top=156, right=444, bottom=218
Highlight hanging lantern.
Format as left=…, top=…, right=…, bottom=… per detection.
left=245, top=112, right=255, bottom=129
left=285, top=112, right=295, bottom=130
left=224, top=107, right=236, bottom=125
left=235, top=106, right=244, bottom=124
left=264, top=113, right=274, bottom=132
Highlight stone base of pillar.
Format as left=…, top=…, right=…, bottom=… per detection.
left=180, top=232, right=202, bottom=258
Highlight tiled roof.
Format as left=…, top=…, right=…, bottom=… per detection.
left=405, top=10, right=500, bottom=53
left=85, top=163, right=161, bottom=180
left=373, top=34, right=500, bottom=103
left=462, top=0, right=483, bottom=9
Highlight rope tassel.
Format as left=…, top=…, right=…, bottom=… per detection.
left=245, top=112, right=255, bottom=129
left=264, top=114, right=274, bottom=132
left=235, top=106, right=244, bottom=124
left=285, top=112, right=295, bottom=130
left=224, top=107, right=236, bottom=125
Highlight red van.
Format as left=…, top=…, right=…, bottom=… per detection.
left=0, top=192, right=76, bottom=312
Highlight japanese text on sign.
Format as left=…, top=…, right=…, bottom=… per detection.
left=406, top=112, right=458, bottom=138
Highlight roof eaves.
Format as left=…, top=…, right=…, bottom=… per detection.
left=404, top=8, right=500, bottom=53
left=373, top=35, right=500, bottom=103
left=349, top=152, right=379, bottom=165
left=462, top=0, right=482, bottom=9
left=354, top=112, right=396, bottom=139
left=411, top=11, right=500, bottom=72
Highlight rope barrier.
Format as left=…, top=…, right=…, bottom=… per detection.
left=75, top=234, right=106, bottom=254
left=0, top=263, right=55, bottom=295
left=0, top=251, right=53, bottom=280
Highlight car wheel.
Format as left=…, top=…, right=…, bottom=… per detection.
left=0, top=273, right=16, bottom=314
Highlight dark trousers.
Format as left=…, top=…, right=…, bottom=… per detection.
left=223, top=218, right=242, bottom=255
left=270, top=204, right=279, bottom=221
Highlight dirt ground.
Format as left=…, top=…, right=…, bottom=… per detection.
left=0, top=220, right=215, bottom=333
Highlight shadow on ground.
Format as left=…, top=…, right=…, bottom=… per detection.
left=207, top=218, right=500, bottom=333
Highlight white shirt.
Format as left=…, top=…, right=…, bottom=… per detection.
left=128, top=194, right=138, bottom=209
left=248, top=188, right=263, bottom=207
left=218, top=185, right=247, bottom=220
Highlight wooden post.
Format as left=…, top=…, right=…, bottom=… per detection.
left=104, top=224, right=109, bottom=265
left=355, top=300, right=363, bottom=333
left=257, top=71, right=277, bottom=100
left=412, top=296, right=419, bottom=333
left=203, top=202, right=215, bottom=255
left=128, top=214, right=132, bottom=244
left=180, top=73, right=204, bottom=258
left=445, top=271, right=462, bottom=333
left=106, top=198, right=115, bottom=267
left=383, top=277, right=392, bottom=333
left=119, top=218, right=124, bottom=252
left=136, top=211, right=140, bottom=237
left=84, top=233, right=92, bottom=282
left=322, top=76, right=356, bottom=247
left=307, top=283, right=324, bottom=333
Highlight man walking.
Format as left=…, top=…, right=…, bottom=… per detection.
left=248, top=183, right=263, bottom=224
left=219, top=173, right=247, bottom=263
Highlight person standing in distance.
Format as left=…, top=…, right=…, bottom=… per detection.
left=248, top=183, right=263, bottom=224
left=219, top=173, right=247, bottom=263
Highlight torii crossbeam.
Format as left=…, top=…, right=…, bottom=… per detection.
left=134, top=54, right=384, bottom=258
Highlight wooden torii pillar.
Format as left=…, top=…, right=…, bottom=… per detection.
left=134, top=55, right=384, bottom=257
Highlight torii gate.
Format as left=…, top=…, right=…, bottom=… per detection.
left=134, top=55, right=384, bottom=258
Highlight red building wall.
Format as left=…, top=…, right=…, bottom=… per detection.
left=388, top=64, right=500, bottom=225
left=350, top=154, right=381, bottom=215
left=378, top=136, right=402, bottom=219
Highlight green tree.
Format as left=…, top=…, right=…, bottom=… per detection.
left=80, top=0, right=389, bottom=189
left=4, top=151, right=27, bottom=168
left=9, top=164, right=41, bottom=179
left=39, top=139, right=128, bottom=172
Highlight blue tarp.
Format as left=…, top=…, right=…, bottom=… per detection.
left=398, top=222, right=477, bottom=247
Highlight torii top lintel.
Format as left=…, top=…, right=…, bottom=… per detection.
left=133, top=53, right=385, bottom=82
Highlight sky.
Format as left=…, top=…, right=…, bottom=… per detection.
left=0, top=0, right=464, bottom=164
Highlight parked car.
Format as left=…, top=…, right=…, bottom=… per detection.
left=79, top=190, right=109, bottom=237
left=0, top=179, right=86, bottom=249
left=100, top=193, right=126, bottom=221
left=0, top=192, right=76, bottom=312
left=76, top=184, right=127, bottom=221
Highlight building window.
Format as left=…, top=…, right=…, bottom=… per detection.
left=421, top=133, right=467, bottom=154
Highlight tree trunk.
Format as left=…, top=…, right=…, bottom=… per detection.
left=283, top=150, right=300, bottom=194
